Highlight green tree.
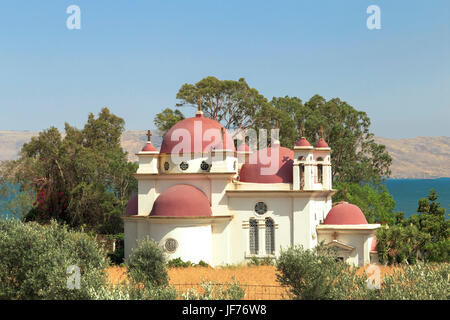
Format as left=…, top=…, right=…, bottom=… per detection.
left=407, top=189, right=449, bottom=262
left=376, top=189, right=449, bottom=264
left=175, top=76, right=269, bottom=129
left=154, top=107, right=185, bottom=134
left=1, top=108, right=137, bottom=234
left=333, top=182, right=404, bottom=225
left=264, top=95, right=392, bottom=185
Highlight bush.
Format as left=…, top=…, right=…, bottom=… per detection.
left=167, top=257, right=193, bottom=268
left=126, top=237, right=169, bottom=287
left=167, top=258, right=211, bottom=268
left=181, top=278, right=245, bottom=300
left=248, top=256, right=274, bottom=266
left=276, top=244, right=371, bottom=300
left=0, top=219, right=108, bottom=299
left=376, top=263, right=449, bottom=300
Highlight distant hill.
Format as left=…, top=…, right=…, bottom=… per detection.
left=1, top=130, right=449, bottom=179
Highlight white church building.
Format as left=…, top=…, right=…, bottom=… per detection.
left=124, top=109, right=380, bottom=267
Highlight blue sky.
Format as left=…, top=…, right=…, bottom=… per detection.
left=0, top=0, right=448, bottom=138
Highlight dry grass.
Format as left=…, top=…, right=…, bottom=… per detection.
left=106, top=264, right=400, bottom=300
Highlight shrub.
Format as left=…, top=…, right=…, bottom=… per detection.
left=126, top=237, right=169, bottom=287
left=248, top=256, right=274, bottom=266
left=167, top=257, right=193, bottom=268
left=0, top=219, right=108, bottom=299
left=181, top=278, right=245, bottom=300
left=276, top=244, right=371, bottom=300
left=376, top=263, right=449, bottom=300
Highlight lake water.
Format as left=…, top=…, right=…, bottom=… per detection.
left=384, top=178, right=450, bottom=218
left=1, top=178, right=449, bottom=219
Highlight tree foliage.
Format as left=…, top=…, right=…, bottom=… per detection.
left=0, top=219, right=108, bottom=299
left=333, top=182, right=404, bottom=225
left=259, top=95, right=392, bottom=184
left=376, top=189, right=449, bottom=264
left=154, top=107, right=185, bottom=134
left=0, top=108, right=137, bottom=234
left=176, top=76, right=269, bottom=129
left=155, top=77, right=391, bottom=185
left=276, top=244, right=372, bottom=300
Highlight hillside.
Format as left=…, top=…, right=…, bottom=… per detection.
left=1, top=130, right=449, bottom=179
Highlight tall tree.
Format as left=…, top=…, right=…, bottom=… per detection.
left=154, top=108, right=185, bottom=134
left=175, top=76, right=269, bottom=129
left=1, top=108, right=137, bottom=234
left=263, top=95, right=392, bottom=185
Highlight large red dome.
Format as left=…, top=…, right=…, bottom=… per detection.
left=324, top=202, right=368, bottom=225
left=159, top=115, right=235, bottom=154
left=239, top=145, right=294, bottom=183
left=150, top=184, right=212, bottom=217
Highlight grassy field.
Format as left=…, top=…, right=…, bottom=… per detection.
left=107, top=264, right=399, bottom=300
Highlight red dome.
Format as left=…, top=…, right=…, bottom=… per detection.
left=314, top=139, right=329, bottom=148
left=324, top=202, right=368, bottom=225
left=295, top=137, right=311, bottom=147
left=237, top=143, right=250, bottom=152
left=159, top=116, right=235, bottom=154
left=239, top=145, right=293, bottom=183
left=125, top=194, right=138, bottom=216
left=141, top=142, right=157, bottom=152
left=150, top=184, right=212, bottom=217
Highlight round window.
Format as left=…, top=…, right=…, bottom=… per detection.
left=180, top=162, right=189, bottom=171
left=164, top=162, right=169, bottom=171
left=254, top=202, right=268, bottom=215
left=200, top=161, right=210, bottom=171
left=164, top=238, right=178, bottom=253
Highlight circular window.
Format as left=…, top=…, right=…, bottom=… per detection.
left=164, top=162, right=169, bottom=171
left=254, top=202, right=268, bottom=215
left=200, top=161, right=210, bottom=171
left=180, top=162, right=189, bottom=171
left=164, top=238, right=178, bottom=253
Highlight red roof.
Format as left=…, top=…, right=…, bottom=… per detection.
left=159, top=116, right=235, bottom=154
left=125, top=194, right=138, bottom=216
left=295, top=137, right=311, bottom=147
left=314, top=139, right=329, bottom=148
left=150, top=184, right=212, bottom=217
left=324, top=202, right=368, bottom=225
left=141, top=142, right=157, bottom=152
left=239, top=145, right=294, bottom=183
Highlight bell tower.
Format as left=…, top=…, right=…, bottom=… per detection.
left=293, top=124, right=314, bottom=190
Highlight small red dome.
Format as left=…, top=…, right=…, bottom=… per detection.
left=314, top=139, right=329, bottom=148
left=237, top=143, right=250, bottom=152
left=150, top=184, right=212, bottom=217
left=295, top=137, right=311, bottom=147
left=324, top=202, right=368, bottom=225
left=239, top=145, right=293, bottom=183
left=160, top=117, right=235, bottom=154
left=141, top=142, right=157, bottom=152
left=125, top=194, right=138, bottom=216
left=371, top=236, right=378, bottom=252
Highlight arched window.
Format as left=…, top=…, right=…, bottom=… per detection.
left=249, top=219, right=259, bottom=254
left=265, top=218, right=275, bottom=255
left=317, top=164, right=323, bottom=184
